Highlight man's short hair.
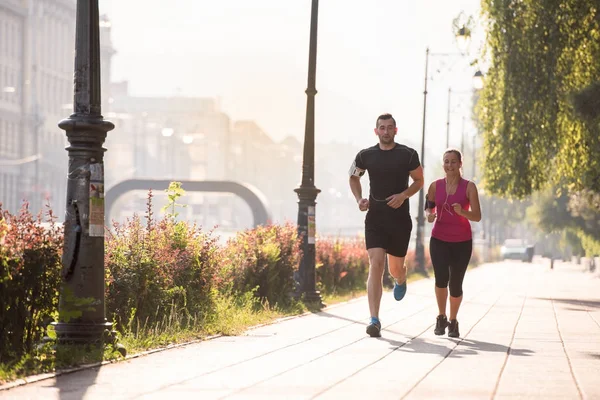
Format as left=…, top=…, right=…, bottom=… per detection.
left=376, top=113, right=396, bottom=128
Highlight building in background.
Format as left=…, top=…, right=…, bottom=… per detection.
left=0, top=0, right=27, bottom=214
left=0, top=0, right=116, bottom=218
left=105, top=83, right=232, bottom=225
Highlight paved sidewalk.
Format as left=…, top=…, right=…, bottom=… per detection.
left=1, top=259, right=599, bottom=399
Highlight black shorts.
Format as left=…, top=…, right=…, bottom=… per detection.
left=365, top=207, right=413, bottom=257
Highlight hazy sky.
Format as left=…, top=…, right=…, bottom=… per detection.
left=99, top=0, right=484, bottom=156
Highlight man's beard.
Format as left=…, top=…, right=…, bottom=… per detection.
left=380, top=136, right=394, bottom=145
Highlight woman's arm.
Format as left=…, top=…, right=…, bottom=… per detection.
left=453, top=181, right=481, bottom=222
left=426, top=181, right=437, bottom=223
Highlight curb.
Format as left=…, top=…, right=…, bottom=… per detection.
left=0, top=293, right=367, bottom=392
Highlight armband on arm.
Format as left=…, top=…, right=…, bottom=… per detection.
left=348, top=161, right=365, bottom=177
left=425, top=196, right=436, bottom=210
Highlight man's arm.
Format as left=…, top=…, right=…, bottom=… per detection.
left=386, top=166, right=425, bottom=208
left=349, top=175, right=362, bottom=202
left=405, top=165, right=425, bottom=198
left=349, top=175, right=369, bottom=211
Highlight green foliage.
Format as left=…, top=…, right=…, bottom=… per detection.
left=572, top=81, right=600, bottom=122
left=567, top=190, right=600, bottom=255
left=105, top=189, right=219, bottom=331
left=222, top=223, right=300, bottom=307
left=526, top=187, right=575, bottom=233
left=477, top=0, right=600, bottom=197
left=161, top=181, right=187, bottom=219
left=0, top=203, right=62, bottom=363
left=0, top=340, right=122, bottom=385
left=524, top=186, right=600, bottom=256
left=57, top=286, right=98, bottom=323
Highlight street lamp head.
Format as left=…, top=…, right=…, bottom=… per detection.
left=182, top=135, right=194, bottom=145
left=2, top=86, right=16, bottom=93
left=161, top=127, right=174, bottom=137
left=455, top=26, right=471, bottom=53
left=473, top=70, right=485, bottom=90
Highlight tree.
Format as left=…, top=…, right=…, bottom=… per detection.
left=477, top=0, right=600, bottom=197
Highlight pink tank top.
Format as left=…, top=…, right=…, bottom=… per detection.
left=431, top=178, right=472, bottom=242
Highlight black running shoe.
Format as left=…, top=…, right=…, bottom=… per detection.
left=434, top=315, right=449, bottom=336
left=448, top=319, right=460, bottom=338
left=366, top=321, right=382, bottom=337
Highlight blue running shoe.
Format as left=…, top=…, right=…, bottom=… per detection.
left=366, top=317, right=381, bottom=337
left=393, top=280, right=407, bottom=301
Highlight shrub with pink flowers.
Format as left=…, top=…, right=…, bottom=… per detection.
left=105, top=190, right=221, bottom=330
left=315, top=237, right=369, bottom=293
left=221, top=223, right=300, bottom=306
left=0, top=203, right=63, bottom=362
left=404, top=247, right=433, bottom=273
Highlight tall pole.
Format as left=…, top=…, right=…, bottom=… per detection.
left=415, top=48, right=429, bottom=275
left=445, top=87, right=451, bottom=149
left=294, top=0, right=322, bottom=304
left=54, top=0, right=115, bottom=343
left=460, top=115, right=465, bottom=155
left=472, top=133, right=476, bottom=180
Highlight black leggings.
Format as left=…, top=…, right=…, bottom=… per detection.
left=430, top=237, right=473, bottom=297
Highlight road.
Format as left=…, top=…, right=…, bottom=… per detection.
left=1, top=259, right=599, bottom=399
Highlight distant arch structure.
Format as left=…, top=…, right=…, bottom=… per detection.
left=105, top=179, right=271, bottom=227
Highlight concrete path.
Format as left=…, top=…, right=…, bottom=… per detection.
left=1, top=259, right=599, bottom=399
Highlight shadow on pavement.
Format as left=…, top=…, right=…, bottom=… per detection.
left=314, top=311, right=367, bottom=326
left=585, top=352, right=600, bottom=360
left=53, top=345, right=104, bottom=400
left=56, top=367, right=101, bottom=400
left=383, top=336, right=478, bottom=358
left=315, top=311, right=535, bottom=358
left=453, top=338, right=534, bottom=357
left=375, top=335, right=534, bottom=359
left=533, top=297, right=600, bottom=311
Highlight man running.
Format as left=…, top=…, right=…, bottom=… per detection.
left=349, top=113, right=424, bottom=337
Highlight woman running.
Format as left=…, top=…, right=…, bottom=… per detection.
left=425, top=149, right=481, bottom=338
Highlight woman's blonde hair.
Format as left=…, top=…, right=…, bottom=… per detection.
left=443, top=148, right=462, bottom=163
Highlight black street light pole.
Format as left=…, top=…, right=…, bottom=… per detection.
left=54, top=0, right=115, bottom=344
left=445, top=87, right=451, bottom=149
left=415, top=48, right=430, bottom=275
left=294, top=0, right=322, bottom=304
left=460, top=115, right=466, bottom=155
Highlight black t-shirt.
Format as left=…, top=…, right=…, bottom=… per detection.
left=350, top=143, right=421, bottom=214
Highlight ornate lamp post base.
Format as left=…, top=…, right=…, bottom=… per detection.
left=52, top=321, right=114, bottom=344
left=294, top=185, right=322, bottom=306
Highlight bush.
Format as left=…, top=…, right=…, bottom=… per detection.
left=470, top=247, right=482, bottom=266
left=316, top=237, right=369, bottom=294
left=105, top=191, right=220, bottom=331
left=222, top=223, right=300, bottom=306
left=404, top=247, right=433, bottom=273
left=0, top=203, right=63, bottom=363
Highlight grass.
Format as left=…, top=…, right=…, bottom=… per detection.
left=0, top=340, right=123, bottom=385
left=0, top=271, right=432, bottom=386
left=0, top=291, right=288, bottom=386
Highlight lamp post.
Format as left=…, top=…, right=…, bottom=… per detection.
left=446, top=88, right=473, bottom=151
left=415, top=48, right=430, bottom=276
left=53, top=0, right=116, bottom=344
left=445, top=87, right=451, bottom=149
left=461, top=115, right=466, bottom=155
left=294, top=0, right=322, bottom=304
